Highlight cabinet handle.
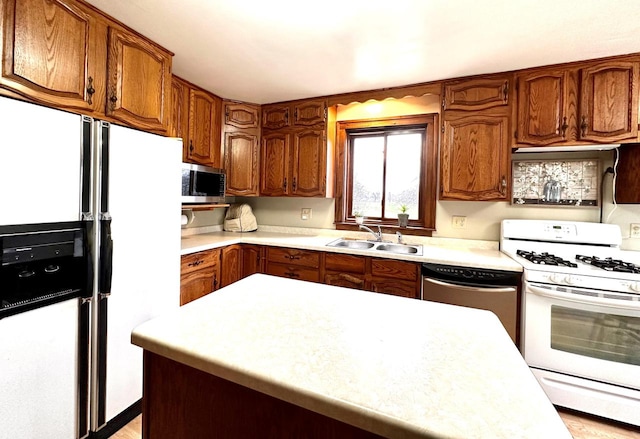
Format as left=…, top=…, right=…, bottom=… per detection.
left=501, top=176, right=507, bottom=194
left=109, top=94, right=118, bottom=110
left=189, top=140, right=194, bottom=152
left=188, top=260, right=203, bottom=267
left=580, top=115, right=588, bottom=137
left=560, top=117, right=568, bottom=137
left=286, top=255, right=301, bottom=260
left=283, top=178, right=287, bottom=191
left=502, top=82, right=509, bottom=102
left=292, top=177, right=297, bottom=192
left=213, top=274, right=218, bottom=289
left=284, top=271, right=300, bottom=278
left=86, top=77, right=95, bottom=105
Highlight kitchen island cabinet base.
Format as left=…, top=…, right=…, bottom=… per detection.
left=142, top=351, right=384, bottom=439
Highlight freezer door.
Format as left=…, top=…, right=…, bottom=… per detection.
left=90, top=123, right=182, bottom=430
left=0, top=97, right=87, bottom=226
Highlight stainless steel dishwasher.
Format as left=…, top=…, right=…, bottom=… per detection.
left=421, top=263, right=520, bottom=345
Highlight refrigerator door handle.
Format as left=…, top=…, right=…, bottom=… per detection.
left=98, top=218, right=113, bottom=297
left=80, top=116, right=94, bottom=221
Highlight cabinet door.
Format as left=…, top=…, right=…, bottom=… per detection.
left=614, top=144, right=640, bottom=204
left=265, top=263, right=320, bottom=282
left=324, top=253, right=366, bottom=274
left=291, top=129, right=326, bottom=197
left=225, top=132, right=259, bottom=196
left=443, top=78, right=509, bottom=111
left=579, top=61, right=639, bottom=142
left=106, top=26, right=171, bottom=132
left=266, top=247, right=320, bottom=268
left=260, top=131, right=290, bottom=196
left=441, top=114, right=510, bottom=201
left=224, top=103, right=259, bottom=129
left=262, top=104, right=290, bottom=129
left=292, top=100, right=326, bottom=126
left=516, top=69, right=572, bottom=145
left=242, top=245, right=264, bottom=278
left=170, top=76, right=190, bottom=156
left=180, top=268, right=215, bottom=306
left=187, top=88, right=222, bottom=167
left=221, top=245, right=242, bottom=288
left=1, top=0, right=105, bottom=112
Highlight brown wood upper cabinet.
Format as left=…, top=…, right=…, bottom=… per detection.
left=171, top=76, right=223, bottom=167
left=262, top=99, right=326, bottom=129
left=516, top=60, right=639, bottom=146
left=443, top=77, right=509, bottom=111
left=223, top=101, right=261, bottom=196
left=1, top=0, right=172, bottom=133
left=0, top=0, right=106, bottom=112
left=441, top=75, right=512, bottom=201
left=260, top=98, right=330, bottom=197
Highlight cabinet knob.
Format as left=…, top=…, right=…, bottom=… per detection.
left=86, top=77, right=95, bottom=105
left=580, top=116, right=588, bottom=137
left=292, top=177, right=297, bottom=192
left=109, top=94, right=118, bottom=111
left=283, top=178, right=287, bottom=191
left=501, top=176, right=507, bottom=194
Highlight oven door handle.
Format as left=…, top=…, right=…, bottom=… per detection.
left=423, top=277, right=516, bottom=293
left=526, top=282, right=640, bottom=310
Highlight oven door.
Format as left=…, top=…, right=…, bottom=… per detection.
left=524, top=280, right=640, bottom=390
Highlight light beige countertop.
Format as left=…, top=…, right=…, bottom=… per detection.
left=180, top=226, right=523, bottom=272
left=132, top=274, right=569, bottom=439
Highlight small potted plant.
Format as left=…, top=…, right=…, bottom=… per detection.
left=353, top=210, right=365, bottom=225
left=397, top=205, right=409, bottom=227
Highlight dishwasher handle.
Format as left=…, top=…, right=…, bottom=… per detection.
left=423, top=276, right=517, bottom=293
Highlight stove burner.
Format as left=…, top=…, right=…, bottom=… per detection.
left=516, top=250, right=578, bottom=267
left=576, top=255, right=640, bottom=273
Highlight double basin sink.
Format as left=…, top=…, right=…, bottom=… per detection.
left=326, top=238, right=423, bottom=256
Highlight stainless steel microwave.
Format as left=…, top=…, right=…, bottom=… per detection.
left=181, top=163, right=226, bottom=203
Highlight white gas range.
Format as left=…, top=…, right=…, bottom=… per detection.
left=501, top=219, right=640, bottom=427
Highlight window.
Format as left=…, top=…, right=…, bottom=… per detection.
left=334, top=114, right=438, bottom=234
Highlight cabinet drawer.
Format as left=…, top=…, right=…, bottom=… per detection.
left=325, top=253, right=366, bottom=274
left=266, top=248, right=320, bottom=268
left=181, top=249, right=219, bottom=275
left=324, top=271, right=366, bottom=290
left=371, top=278, right=420, bottom=299
left=370, top=259, right=419, bottom=281
left=265, top=263, right=320, bottom=282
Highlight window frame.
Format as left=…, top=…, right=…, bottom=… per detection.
left=334, top=114, right=438, bottom=235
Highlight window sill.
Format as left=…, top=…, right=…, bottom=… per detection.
left=335, top=222, right=434, bottom=237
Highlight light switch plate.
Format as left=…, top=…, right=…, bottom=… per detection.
left=631, top=223, right=640, bottom=238
left=301, top=208, right=312, bottom=220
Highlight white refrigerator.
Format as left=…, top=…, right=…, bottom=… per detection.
left=0, top=96, right=181, bottom=438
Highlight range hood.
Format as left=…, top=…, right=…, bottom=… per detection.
left=513, top=144, right=620, bottom=153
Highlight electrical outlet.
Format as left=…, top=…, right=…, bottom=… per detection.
left=452, top=216, right=466, bottom=229
left=301, top=208, right=312, bottom=220
left=631, top=223, right=640, bottom=238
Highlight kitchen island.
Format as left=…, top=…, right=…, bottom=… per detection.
left=132, top=274, right=570, bottom=439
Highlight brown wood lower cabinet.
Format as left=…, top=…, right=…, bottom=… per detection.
left=242, top=244, right=265, bottom=277
left=220, top=245, right=242, bottom=288
left=179, top=249, right=220, bottom=305
left=324, top=253, right=421, bottom=299
left=265, top=247, right=321, bottom=283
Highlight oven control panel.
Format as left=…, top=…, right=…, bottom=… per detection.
left=526, top=269, right=640, bottom=295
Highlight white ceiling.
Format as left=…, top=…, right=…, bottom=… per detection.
left=86, top=0, right=640, bottom=104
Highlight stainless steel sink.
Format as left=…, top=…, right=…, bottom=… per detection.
left=330, top=240, right=375, bottom=250
left=326, top=238, right=422, bottom=256
left=376, top=244, right=421, bottom=254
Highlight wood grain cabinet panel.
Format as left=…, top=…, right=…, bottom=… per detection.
left=225, top=103, right=259, bottom=129
left=260, top=131, right=290, bottom=196
left=106, top=26, right=172, bottom=133
left=443, top=78, right=509, bottom=111
left=614, top=144, right=640, bottom=204
left=221, top=245, right=242, bottom=288
left=292, top=99, right=326, bottom=126
left=180, top=249, right=220, bottom=306
left=370, top=278, right=419, bottom=299
left=262, top=104, right=290, bottom=129
left=516, top=69, right=572, bottom=145
left=266, top=248, right=320, bottom=268
left=186, top=88, right=222, bottom=167
left=169, top=76, right=189, bottom=148
left=370, top=259, right=419, bottom=282
left=324, top=272, right=367, bottom=290
left=265, top=263, right=320, bottom=282
left=242, top=245, right=264, bottom=278
left=291, top=129, right=326, bottom=196
left=579, top=61, right=639, bottom=143
left=0, top=0, right=106, bottom=112
left=324, top=253, right=366, bottom=273
left=225, top=132, right=260, bottom=195
left=441, top=114, right=510, bottom=201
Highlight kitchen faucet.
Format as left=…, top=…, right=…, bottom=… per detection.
left=359, top=224, right=382, bottom=242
